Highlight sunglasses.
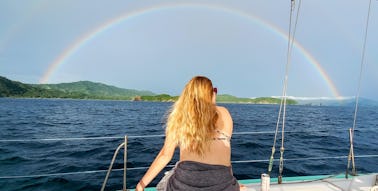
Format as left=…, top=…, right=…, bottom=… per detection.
left=213, top=87, right=218, bottom=94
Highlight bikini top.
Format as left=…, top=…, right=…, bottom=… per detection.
left=213, top=129, right=231, bottom=142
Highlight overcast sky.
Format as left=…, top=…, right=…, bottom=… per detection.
left=1, top=0, right=377, bottom=100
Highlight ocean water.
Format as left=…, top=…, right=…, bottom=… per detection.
left=0, top=98, right=377, bottom=191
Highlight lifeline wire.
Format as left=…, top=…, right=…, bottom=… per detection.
left=1, top=155, right=377, bottom=180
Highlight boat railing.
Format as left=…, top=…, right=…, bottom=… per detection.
left=0, top=128, right=371, bottom=143
left=1, top=129, right=378, bottom=190
left=101, top=135, right=128, bottom=191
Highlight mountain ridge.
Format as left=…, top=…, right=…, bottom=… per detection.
left=2, top=76, right=376, bottom=106
left=35, top=81, right=155, bottom=98
left=0, top=76, right=297, bottom=104
left=0, top=76, right=154, bottom=100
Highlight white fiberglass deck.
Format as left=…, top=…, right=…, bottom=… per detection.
left=240, top=174, right=377, bottom=191
left=132, top=174, right=378, bottom=191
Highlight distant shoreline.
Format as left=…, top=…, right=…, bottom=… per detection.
left=0, top=76, right=297, bottom=105
left=0, top=96, right=292, bottom=105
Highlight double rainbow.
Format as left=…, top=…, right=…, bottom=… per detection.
left=39, top=2, right=341, bottom=98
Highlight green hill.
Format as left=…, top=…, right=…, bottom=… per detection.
left=139, top=93, right=296, bottom=105
left=216, top=94, right=296, bottom=104
left=35, top=81, right=155, bottom=100
left=0, top=76, right=154, bottom=100
left=0, top=76, right=296, bottom=104
left=0, top=76, right=74, bottom=98
left=0, top=76, right=30, bottom=96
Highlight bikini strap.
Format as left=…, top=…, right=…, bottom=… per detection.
left=214, top=129, right=231, bottom=142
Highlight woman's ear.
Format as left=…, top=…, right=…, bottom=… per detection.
left=212, top=92, right=217, bottom=104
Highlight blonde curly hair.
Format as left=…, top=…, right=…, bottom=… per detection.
left=165, top=76, right=218, bottom=156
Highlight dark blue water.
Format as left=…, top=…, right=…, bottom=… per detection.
left=0, top=98, right=377, bottom=191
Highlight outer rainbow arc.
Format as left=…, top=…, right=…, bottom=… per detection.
left=38, top=7, right=150, bottom=85
left=39, top=2, right=341, bottom=99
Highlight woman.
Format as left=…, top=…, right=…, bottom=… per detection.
left=135, top=76, right=239, bottom=191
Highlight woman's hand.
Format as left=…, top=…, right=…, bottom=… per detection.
left=135, top=181, right=145, bottom=191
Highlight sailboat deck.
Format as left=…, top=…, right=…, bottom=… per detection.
left=131, top=174, right=377, bottom=191
left=241, top=174, right=376, bottom=191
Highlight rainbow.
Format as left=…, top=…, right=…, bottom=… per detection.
left=39, top=2, right=341, bottom=98
left=1, top=2, right=49, bottom=52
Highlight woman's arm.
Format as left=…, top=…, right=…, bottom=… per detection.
left=216, top=106, right=234, bottom=136
left=135, top=136, right=176, bottom=191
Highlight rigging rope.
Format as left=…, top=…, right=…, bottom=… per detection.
left=346, top=0, right=373, bottom=178
left=268, top=0, right=302, bottom=184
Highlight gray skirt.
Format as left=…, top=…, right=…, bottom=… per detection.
left=157, top=161, right=239, bottom=191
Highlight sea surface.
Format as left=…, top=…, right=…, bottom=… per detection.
left=0, top=98, right=377, bottom=191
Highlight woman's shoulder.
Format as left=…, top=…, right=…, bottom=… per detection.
left=215, top=106, right=233, bottom=131
left=216, top=106, right=231, bottom=116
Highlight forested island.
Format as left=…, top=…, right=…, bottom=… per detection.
left=0, top=76, right=297, bottom=104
